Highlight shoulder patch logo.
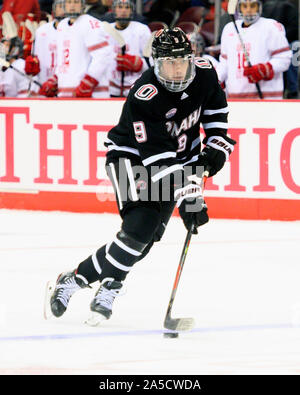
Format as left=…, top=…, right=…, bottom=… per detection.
left=195, top=57, right=212, bottom=69
left=134, top=84, right=158, bottom=101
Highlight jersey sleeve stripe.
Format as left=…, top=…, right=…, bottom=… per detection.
left=203, top=106, right=229, bottom=115
left=271, top=46, right=291, bottom=56
left=109, top=163, right=124, bottom=210
left=124, top=159, right=139, bottom=202
left=151, top=164, right=183, bottom=183
left=107, top=144, right=140, bottom=156
left=142, top=151, right=177, bottom=167
left=202, top=122, right=228, bottom=129
left=88, top=41, right=109, bottom=52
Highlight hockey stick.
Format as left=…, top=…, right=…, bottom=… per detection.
left=2, top=12, right=18, bottom=38
left=101, top=21, right=127, bottom=96
left=163, top=168, right=210, bottom=332
left=0, top=56, right=42, bottom=88
left=227, top=0, right=263, bottom=99
left=143, top=32, right=155, bottom=68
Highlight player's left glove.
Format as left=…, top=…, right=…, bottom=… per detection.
left=175, top=183, right=209, bottom=234
left=243, top=62, right=274, bottom=84
left=116, top=53, right=143, bottom=72
left=75, top=74, right=99, bottom=98
left=25, top=55, right=40, bottom=76
left=202, top=135, right=236, bottom=177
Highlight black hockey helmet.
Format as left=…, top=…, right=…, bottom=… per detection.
left=1, top=36, right=24, bottom=61
left=152, top=27, right=193, bottom=60
left=152, top=28, right=195, bottom=93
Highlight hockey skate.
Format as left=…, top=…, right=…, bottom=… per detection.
left=44, top=270, right=89, bottom=319
left=85, top=278, right=123, bottom=327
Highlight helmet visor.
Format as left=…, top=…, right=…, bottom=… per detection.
left=154, top=54, right=195, bottom=92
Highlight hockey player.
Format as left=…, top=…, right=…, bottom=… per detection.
left=217, top=0, right=292, bottom=99
left=45, top=28, right=235, bottom=325
left=188, top=31, right=219, bottom=70
left=25, top=0, right=65, bottom=85
left=109, top=0, right=152, bottom=97
left=0, top=36, right=39, bottom=97
left=39, top=0, right=114, bottom=98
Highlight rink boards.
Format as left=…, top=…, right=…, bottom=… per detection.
left=0, top=98, right=299, bottom=220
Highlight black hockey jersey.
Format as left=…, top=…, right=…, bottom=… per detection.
left=105, top=57, right=229, bottom=184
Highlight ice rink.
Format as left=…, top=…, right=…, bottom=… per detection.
left=0, top=209, right=300, bottom=375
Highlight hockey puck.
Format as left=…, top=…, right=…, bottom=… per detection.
left=163, top=332, right=179, bottom=338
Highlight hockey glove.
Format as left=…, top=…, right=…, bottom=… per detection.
left=116, top=53, right=143, bottom=72
left=75, top=74, right=99, bottom=98
left=25, top=55, right=40, bottom=76
left=243, top=62, right=274, bottom=84
left=202, top=135, right=236, bottom=177
left=39, top=75, right=58, bottom=97
left=175, top=183, right=209, bottom=234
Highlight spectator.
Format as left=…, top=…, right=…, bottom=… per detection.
left=143, top=0, right=188, bottom=25
left=39, top=0, right=55, bottom=14
left=0, top=0, right=41, bottom=23
left=108, top=0, right=152, bottom=97
left=217, top=0, right=292, bottom=99
left=85, top=0, right=108, bottom=20
left=262, top=0, right=299, bottom=98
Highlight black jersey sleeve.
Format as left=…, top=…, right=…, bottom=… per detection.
left=128, top=96, right=184, bottom=184
left=200, top=67, right=229, bottom=144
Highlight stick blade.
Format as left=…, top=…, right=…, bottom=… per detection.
left=101, top=21, right=126, bottom=48
left=228, top=0, right=238, bottom=15
left=164, top=316, right=195, bottom=331
left=2, top=11, right=18, bottom=38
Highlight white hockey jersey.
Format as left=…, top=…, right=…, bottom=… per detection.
left=34, top=21, right=58, bottom=85
left=109, top=21, right=152, bottom=97
left=55, top=14, right=114, bottom=98
left=0, top=59, right=39, bottom=97
left=217, top=17, right=292, bottom=99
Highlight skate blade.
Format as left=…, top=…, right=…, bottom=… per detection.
left=43, top=280, right=55, bottom=320
left=85, top=312, right=108, bottom=327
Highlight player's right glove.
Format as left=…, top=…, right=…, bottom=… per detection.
left=25, top=55, right=40, bottom=76
left=75, top=74, right=99, bottom=98
left=202, top=134, right=236, bottom=177
left=116, top=53, right=143, bottom=72
left=39, top=75, right=58, bottom=97
left=175, top=183, right=209, bottom=234
left=243, top=62, right=274, bottom=83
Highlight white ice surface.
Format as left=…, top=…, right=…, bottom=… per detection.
left=0, top=209, right=300, bottom=374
